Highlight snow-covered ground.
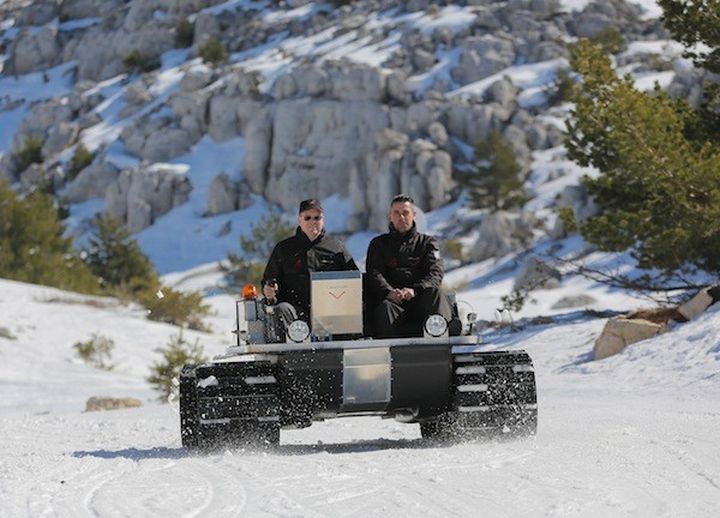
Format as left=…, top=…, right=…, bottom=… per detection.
left=2, top=1, right=718, bottom=513
left=1, top=275, right=719, bottom=517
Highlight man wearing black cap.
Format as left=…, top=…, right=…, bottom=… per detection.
left=262, top=199, right=358, bottom=340
left=366, top=194, right=452, bottom=338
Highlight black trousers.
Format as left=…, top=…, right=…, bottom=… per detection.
left=373, top=287, right=452, bottom=339
left=264, top=302, right=297, bottom=343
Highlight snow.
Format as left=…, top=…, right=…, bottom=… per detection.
left=448, top=58, right=568, bottom=106
left=0, top=60, right=76, bottom=103
left=397, top=5, right=478, bottom=34
left=559, top=0, right=663, bottom=19
left=633, top=70, right=676, bottom=91
left=2, top=3, right=719, bottom=511
left=1, top=272, right=720, bottom=516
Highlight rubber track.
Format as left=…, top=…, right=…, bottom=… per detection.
left=180, top=361, right=281, bottom=449
left=450, top=350, right=538, bottom=434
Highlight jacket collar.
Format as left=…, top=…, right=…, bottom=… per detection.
left=388, top=221, right=417, bottom=240
left=296, top=226, right=326, bottom=246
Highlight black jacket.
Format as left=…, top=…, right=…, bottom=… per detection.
left=263, top=227, right=357, bottom=318
left=366, top=223, right=443, bottom=301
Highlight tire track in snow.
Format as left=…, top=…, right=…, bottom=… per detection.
left=84, top=458, right=248, bottom=518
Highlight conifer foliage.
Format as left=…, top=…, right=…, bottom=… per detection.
left=659, top=0, right=720, bottom=74
left=222, top=212, right=294, bottom=291
left=565, top=39, right=720, bottom=275
left=83, top=215, right=156, bottom=296
left=463, top=130, right=527, bottom=211
left=659, top=0, right=720, bottom=135
left=147, top=332, right=207, bottom=401
left=83, top=214, right=209, bottom=330
left=0, top=181, right=99, bottom=293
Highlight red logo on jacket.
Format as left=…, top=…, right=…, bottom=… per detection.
left=387, top=256, right=398, bottom=269
left=294, top=258, right=304, bottom=272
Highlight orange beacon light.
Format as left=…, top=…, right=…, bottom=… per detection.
left=242, top=283, right=258, bottom=300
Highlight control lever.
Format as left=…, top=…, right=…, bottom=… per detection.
left=262, top=279, right=282, bottom=343
left=263, top=278, right=278, bottom=308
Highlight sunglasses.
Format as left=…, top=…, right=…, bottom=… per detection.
left=302, top=215, right=323, bottom=221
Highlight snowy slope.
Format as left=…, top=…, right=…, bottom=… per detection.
left=0, top=0, right=686, bottom=275
left=1, top=277, right=719, bottom=517
left=1, top=2, right=719, bottom=514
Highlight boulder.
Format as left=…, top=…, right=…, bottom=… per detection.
left=171, top=91, right=210, bottom=135
left=677, top=286, right=718, bottom=321
left=264, top=99, right=389, bottom=212
left=142, top=127, right=194, bottom=162
left=105, top=166, right=192, bottom=233
left=19, top=164, right=48, bottom=193
left=180, top=65, right=214, bottom=92
left=6, top=26, right=61, bottom=75
left=206, top=172, right=237, bottom=216
left=487, top=77, right=518, bottom=110
left=551, top=294, right=597, bottom=310
left=17, top=0, right=59, bottom=26
left=42, top=122, right=80, bottom=157
left=243, top=110, right=273, bottom=193
left=427, top=121, right=449, bottom=148
left=513, top=256, right=561, bottom=291
left=59, top=0, right=124, bottom=20
left=14, top=100, right=74, bottom=152
left=192, top=12, right=222, bottom=52
left=470, top=211, right=536, bottom=261
left=570, top=13, right=613, bottom=38
left=67, top=22, right=174, bottom=82
left=328, top=62, right=386, bottom=102
left=124, top=81, right=153, bottom=106
left=85, top=396, right=142, bottom=412
left=387, top=71, right=411, bottom=105
left=411, top=48, right=436, bottom=71
left=446, top=103, right=495, bottom=146
left=359, top=140, right=404, bottom=231
left=64, top=158, right=120, bottom=204
left=208, top=95, right=240, bottom=141
left=451, top=35, right=515, bottom=86
left=225, top=70, right=262, bottom=98
left=274, top=65, right=330, bottom=99
left=593, top=317, right=668, bottom=360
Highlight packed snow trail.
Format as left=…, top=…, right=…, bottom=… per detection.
left=2, top=378, right=719, bottom=517
left=1, top=280, right=719, bottom=517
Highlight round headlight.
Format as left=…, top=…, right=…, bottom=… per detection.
left=424, top=314, right=448, bottom=337
left=287, top=319, right=310, bottom=343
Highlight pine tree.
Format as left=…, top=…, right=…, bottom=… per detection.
left=83, top=214, right=158, bottom=296
left=198, top=38, right=228, bottom=67
left=659, top=0, right=720, bottom=74
left=659, top=0, right=720, bottom=136
left=147, top=332, right=207, bottom=401
left=221, top=212, right=294, bottom=291
left=464, top=130, right=527, bottom=211
left=82, top=214, right=210, bottom=329
left=0, top=180, right=99, bottom=293
left=565, top=40, right=720, bottom=274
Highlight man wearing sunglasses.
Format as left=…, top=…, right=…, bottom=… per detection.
left=262, top=199, right=358, bottom=339
left=366, top=194, right=452, bottom=338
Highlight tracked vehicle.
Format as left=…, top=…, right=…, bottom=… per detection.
left=179, top=272, right=537, bottom=449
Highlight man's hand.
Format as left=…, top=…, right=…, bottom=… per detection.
left=263, top=283, right=278, bottom=300
left=387, top=288, right=404, bottom=304
left=387, top=287, right=415, bottom=303
left=399, top=287, right=415, bottom=301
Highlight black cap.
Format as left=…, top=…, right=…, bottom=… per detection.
left=299, top=198, right=323, bottom=213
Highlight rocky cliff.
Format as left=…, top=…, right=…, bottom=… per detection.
left=0, top=0, right=706, bottom=263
